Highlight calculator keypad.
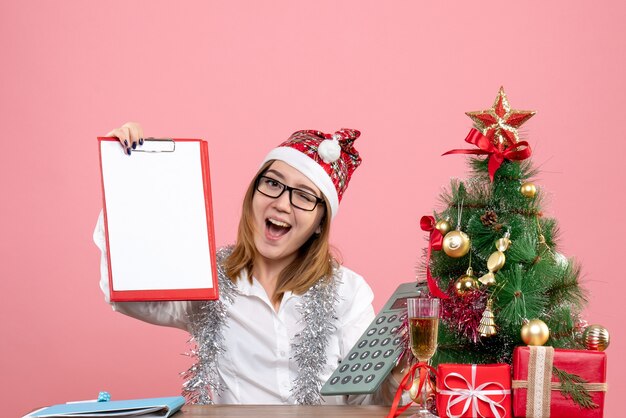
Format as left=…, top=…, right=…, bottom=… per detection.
left=321, top=307, right=404, bottom=395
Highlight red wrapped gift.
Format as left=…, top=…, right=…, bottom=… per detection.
left=437, top=363, right=512, bottom=418
left=512, top=346, right=607, bottom=418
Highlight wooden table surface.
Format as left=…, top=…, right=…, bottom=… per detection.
left=178, top=404, right=413, bottom=417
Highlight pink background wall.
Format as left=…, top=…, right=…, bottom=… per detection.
left=2, top=2, right=624, bottom=416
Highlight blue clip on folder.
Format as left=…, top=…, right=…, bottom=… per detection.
left=24, top=396, right=185, bottom=418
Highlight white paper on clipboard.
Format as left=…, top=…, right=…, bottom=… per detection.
left=98, top=138, right=218, bottom=301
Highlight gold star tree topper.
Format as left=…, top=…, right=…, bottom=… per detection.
left=466, top=87, right=536, bottom=149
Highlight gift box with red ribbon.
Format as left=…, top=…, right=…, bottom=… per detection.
left=437, top=363, right=512, bottom=418
left=512, top=346, right=607, bottom=418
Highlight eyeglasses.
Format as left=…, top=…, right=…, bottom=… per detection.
left=255, top=175, right=325, bottom=211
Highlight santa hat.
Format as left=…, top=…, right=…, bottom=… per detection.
left=261, top=129, right=362, bottom=219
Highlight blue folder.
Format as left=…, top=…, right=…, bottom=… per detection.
left=25, top=396, right=185, bottom=417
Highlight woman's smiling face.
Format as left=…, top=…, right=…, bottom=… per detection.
left=251, top=160, right=326, bottom=267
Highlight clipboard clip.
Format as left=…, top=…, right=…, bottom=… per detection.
left=134, top=138, right=176, bottom=153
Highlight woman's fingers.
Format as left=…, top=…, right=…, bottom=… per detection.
left=106, top=126, right=132, bottom=154
left=121, top=122, right=143, bottom=150
left=105, top=122, right=144, bottom=155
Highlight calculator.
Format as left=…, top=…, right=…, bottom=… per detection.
left=321, top=282, right=424, bottom=395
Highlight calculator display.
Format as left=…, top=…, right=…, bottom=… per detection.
left=390, top=297, right=409, bottom=310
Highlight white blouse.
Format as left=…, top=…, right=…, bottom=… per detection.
left=94, top=213, right=398, bottom=405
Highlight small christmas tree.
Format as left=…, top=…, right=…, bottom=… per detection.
left=420, top=87, right=587, bottom=366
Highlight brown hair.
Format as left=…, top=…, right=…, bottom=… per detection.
left=223, top=161, right=337, bottom=305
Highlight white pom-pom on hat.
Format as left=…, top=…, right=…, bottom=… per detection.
left=318, top=133, right=342, bottom=163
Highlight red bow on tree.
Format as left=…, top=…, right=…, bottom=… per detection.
left=443, top=128, right=532, bottom=181
left=420, top=216, right=449, bottom=300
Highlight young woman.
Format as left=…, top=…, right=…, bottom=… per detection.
left=94, top=122, right=401, bottom=405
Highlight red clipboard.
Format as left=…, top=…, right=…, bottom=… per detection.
left=98, top=137, right=219, bottom=301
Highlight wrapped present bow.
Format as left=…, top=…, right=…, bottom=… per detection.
left=437, top=363, right=512, bottom=418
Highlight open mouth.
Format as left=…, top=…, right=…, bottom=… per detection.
left=266, top=218, right=292, bottom=239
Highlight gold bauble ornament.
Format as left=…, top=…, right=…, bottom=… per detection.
left=435, top=219, right=452, bottom=235
left=443, top=230, right=471, bottom=258
left=454, top=267, right=479, bottom=296
left=582, top=324, right=610, bottom=351
left=520, top=182, right=537, bottom=198
left=521, top=319, right=550, bottom=346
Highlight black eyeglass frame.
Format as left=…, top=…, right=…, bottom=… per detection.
left=255, top=175, right=325, bottom=211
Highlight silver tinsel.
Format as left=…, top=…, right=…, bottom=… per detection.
left=181, top=247, right=341, bottom=405
left=181, top=247, right=236, bottom=405
left=290, top=269, right=340, bottom=405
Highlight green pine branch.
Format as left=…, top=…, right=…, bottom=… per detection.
left=465, top=214, right=504, bottom=258
left=493, top=264, right=548, bottom=331
left=544, top=260, right=587, bottom=310
left=543, top=305, right=583, bottom=348
left=469, top=157, right=539, bottom=182
left=505, top=231, right=537, bottom=264
left=538, top=217, right=559, bottom=247
left=553, top=367, right=599, bottom=409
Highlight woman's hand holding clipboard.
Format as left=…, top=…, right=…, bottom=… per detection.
left=106, top=121, right=145, bottom=155
left=99, top=122, right=219, bottom=302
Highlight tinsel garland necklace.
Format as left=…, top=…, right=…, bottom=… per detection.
left=182, top=246, right=340, bottom=405
left=291, top=271, right=339, bottom=405
left=181, top=247, right=237, bottom=405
